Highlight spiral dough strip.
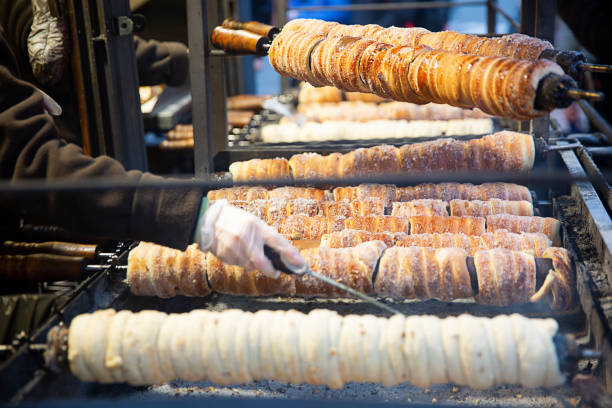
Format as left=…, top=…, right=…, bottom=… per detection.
left=68, top=308, right=566, bottom=389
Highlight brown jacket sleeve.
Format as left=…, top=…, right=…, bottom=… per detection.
left=134, top=36, right=190, bottom=86
left=0, top=29, right=203, bottom=250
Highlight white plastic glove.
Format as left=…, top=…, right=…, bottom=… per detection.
left=195, top=199, right=305, bottom=278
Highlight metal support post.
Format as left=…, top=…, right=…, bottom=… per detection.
left=520, top=0, right=556, bottom=42
left=72, top=0, right=147, bottom=170
left=521, top=0, right=556, bottom=141
left=486, top=0, right=497, bottom=34
left=187, top=0, right=228, bottom=176
left=274, top=0, right=291, bottom=92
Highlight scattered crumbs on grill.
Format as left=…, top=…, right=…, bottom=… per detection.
left=515, top=393, right=522, bottom=399
left=557, top=195, right=612, bottom=298
left=432, top=397, right=438, bottom=403
left=451, top=386, right=459, bottom=393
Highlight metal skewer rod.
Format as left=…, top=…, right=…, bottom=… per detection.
left=0, top=343, right=47, bottom=353
left=302, top=271, right=404, bottom=315
left=579, top=62, right=612, bottom=74
left=84, top=264, right=127, bottom=273
left=566, top=88, right=605, bottom=101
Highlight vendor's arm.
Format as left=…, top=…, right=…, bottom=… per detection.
left=134, top=36, right=189, bottom=86
left=0, top=30, right=201, bottom=249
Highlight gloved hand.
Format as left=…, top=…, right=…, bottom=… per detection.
left=195, top=199, right=305, bottom=278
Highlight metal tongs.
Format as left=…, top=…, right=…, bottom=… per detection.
left=264, top=245, right=403, bottom=315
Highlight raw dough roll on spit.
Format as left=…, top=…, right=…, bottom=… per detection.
left=68, top=309, right=566, bottom=389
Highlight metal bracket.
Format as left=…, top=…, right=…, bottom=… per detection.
left=115, top=16, right=133, bottom=36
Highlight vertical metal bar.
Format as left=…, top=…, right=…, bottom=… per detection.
left=486, top=0, right=496, bottom=34
left=69, top=0, right=107, bottom=158
left=222, top=0, right=243, bottom=96
left=187, top=0, right=213, bottom=176
left=187, top=0, right=228, bottom=175
left=520, top=0, right=556, bottom=42
left=239, top=0, right=256, bottom=94
left=208, top=0, right=229, bottom=171
left=521, top=0, right=556, bottom=141
left=274, top=0, right=291, bottom=92
left=92, top=0, right=147, bottom=170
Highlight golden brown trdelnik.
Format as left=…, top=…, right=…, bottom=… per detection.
left=449, top=199, right=534, bottom=217
left=391, top=199, right=448, bottom=217
left=486, top=214, right=561, bottom=243
left=280, top=132, right=535, bottom=182
left=269, top=25, right=562, bottom=119
left=125, top=242, right=575, bottom=310
left=320, top=229, right=407, bottom=248
left=375, top=246, right=472, bottom=301
left=206, top=182, right=532, bottom=205
left=126, top=242, right=210, bottom=298
left=409, top=215, right=486, bottom=236
left=228, top=158, right=292, bottom=183
left=283, top=18, right=553, bottom=61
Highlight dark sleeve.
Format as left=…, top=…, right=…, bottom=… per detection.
left=557, top=0, right=612, bottom=62
left=134, top=36, right=190, bottom=86
left=0, top=32, right=203, bottom=250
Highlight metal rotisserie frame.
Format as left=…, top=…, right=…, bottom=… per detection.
left=2, top=0, right=612, bottom=405
left=0, top=147, right=611, bottom=404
